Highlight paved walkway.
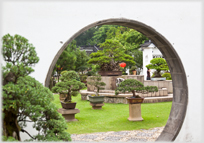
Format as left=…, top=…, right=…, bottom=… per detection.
left=71, top=127, right=164, bottom=142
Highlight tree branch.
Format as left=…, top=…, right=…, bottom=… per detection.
left=21, top=129, right=36, bottom=140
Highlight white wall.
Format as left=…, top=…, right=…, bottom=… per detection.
left=1, top=1, right=204, bottom=142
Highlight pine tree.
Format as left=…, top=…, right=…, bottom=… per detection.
left=2, top=34, right=71, bottom=141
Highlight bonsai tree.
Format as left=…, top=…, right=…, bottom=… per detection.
left=146, top=58, right=169, bottom=77
left=52, top=71, right=86, bottom=102
left=2, top=34, right=71, bottom=141
left=129, top=66, right=137, bottom=75
left=87, top=74, right=106, bottom=96
left=87, top=39, right=136, bottom=71
left=115, top=79, right=158, bottom=98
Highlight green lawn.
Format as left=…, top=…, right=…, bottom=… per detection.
left=53, top=93, right=172, bottom=134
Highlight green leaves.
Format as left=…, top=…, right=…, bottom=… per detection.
left=52, top=71, right=86, bottom=102
left=115, top=79, right=158, bottom=97
left=87, top=39, right=136, bottom=71
left=146, top=58, right=169, bottom=77
left=2, top=34, right=71, bottom=141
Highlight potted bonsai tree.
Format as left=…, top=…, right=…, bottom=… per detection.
left=115, top=79, right=158, bottom=104
left=146, top=58, right=169, bottom=80
left=87, top=74, right=106, bottom=109
left=129, top=66, right=137, bottom=75
left=87, top=39, right=136, bottom=76
left=115, top=79, right=158, bottom=121
left=52, top=70, right=86, bottom=109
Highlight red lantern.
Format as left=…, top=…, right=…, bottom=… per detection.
left=120, top=62, right=126, bottom=68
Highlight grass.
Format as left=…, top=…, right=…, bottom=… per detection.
left=53, top=93, right=172, bottom=134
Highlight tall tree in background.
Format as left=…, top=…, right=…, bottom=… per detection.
left=55, top=40, right=90, bottom=74
left=2, top=34, right=71, bottom=141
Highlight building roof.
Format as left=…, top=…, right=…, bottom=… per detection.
left=140, top=40, right=152, bottom=47
left=80, top=45, right=103, bottom=55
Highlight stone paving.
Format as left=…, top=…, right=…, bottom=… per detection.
left=71, top=126, right=164, bottom=142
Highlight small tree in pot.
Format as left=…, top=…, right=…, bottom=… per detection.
left=87, top=74, right=106, bottom=109
left=87, top=73, right=106, bottom=96
left=146, top=58, right=169, bottom=77
left=52, top=70, right=86, bottom=109
left=115, top=79, right=158, bottom=103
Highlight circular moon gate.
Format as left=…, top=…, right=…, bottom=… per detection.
left=45, top=18, right=188, bottom=141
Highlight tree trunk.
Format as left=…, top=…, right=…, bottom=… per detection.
left=64, top=91, right=71, bottom=102
left=3, top=110, right=21, bottom=141
left=132, top=90, right=136, bottom=98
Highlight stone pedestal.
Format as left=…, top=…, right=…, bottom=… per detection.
left=90, top=103, right=104, bottom=109
left=128, top=104, right=143, bottom=121
left=58, top=108, right=80, bottom=122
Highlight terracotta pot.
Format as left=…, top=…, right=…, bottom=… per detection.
left=133, top=70, right=137, bottom=75
left=98, top=71, right=122, bottom=76
left=126, top=97, right=144, bottom=104
left=59, top=93, right=67, bottom=101
left=60, top=101, right=76, bottom=109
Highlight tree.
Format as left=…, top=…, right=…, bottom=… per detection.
left=87, top=39, right=136, bottom=71
left=115, top=79, right=158, bottom=98
left=87, top=74, right=106, bottom=96
left=52, top=71, right=86, bottom=102
left=55, top=40, right=90, bottom=74
left=146, top=58, right=169, bottom=77
left=2, top=34, right=71, bottom=141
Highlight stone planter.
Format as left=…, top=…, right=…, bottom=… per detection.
left=126, top=97, right=144, bottom=104
left=126, top=97, right=144, bottom=121
left=151, top=77, right=166, bottom=81
left=98, top=71, right=122, bottom=76
left=88, top=95, right=105, bottom=103
left=60, top=101, right=76, bottom=109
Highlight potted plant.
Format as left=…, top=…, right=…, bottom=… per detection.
left=146, top=58, right=169, bottom=80
left=115, top=79, right=158, bottom=103
left=129, top=66, right=137, bottom=75
left=87, top=74, right=106, bottom=108
left=87, top=39, right=136, bottom=76
left=52, top=70, right=86, bottom=109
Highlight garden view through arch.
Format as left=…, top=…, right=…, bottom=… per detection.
left=45, top=18, right=188, bottom=142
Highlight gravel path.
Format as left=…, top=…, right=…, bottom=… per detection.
left=71, top=127, right=164, bottom=142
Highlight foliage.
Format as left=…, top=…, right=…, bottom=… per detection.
left=87, top=39, right=136, bottom=71
left=75, top=26, right=101, bottom=46
left=87, top=74, right=106, bottom=96
left=115, top=79, right=158, bottom=98
left=80, top=74, right=88, bottom=82
left=146, top=58, right=169, bottom=77
left=53, top=94, right=172, bottom=134
left=2, top=34, right=71, bottom=141
left=55, top=40, right=90, bottom=74
left=162, top=72, right=172, bottom=80
left=52, top=71, right=86, bottom=102
left=2, top=136, right=19, bottom=141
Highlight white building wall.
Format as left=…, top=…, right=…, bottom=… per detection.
left=143, top=48, right=153, bottom=80
left=1, top=1, right=204, bottom=142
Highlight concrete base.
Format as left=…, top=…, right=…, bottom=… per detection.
left=128, top=104, right=143, bottom=121
left=90, top=103, right=104, bottom=109
left=58, top=108, right=80, bottom=122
